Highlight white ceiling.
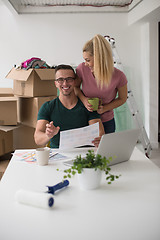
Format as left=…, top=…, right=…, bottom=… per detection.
left=6, top=0, right=143, bottom=13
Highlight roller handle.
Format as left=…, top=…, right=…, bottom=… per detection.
left=47, top=180, right=69, bottom=194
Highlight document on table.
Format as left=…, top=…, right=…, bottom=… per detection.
left=13, top=149, right=68, bottom=163
left=59, top=122, right=99, bottom=149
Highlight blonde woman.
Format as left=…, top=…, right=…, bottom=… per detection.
left=75, top=34, right=128, bottom=134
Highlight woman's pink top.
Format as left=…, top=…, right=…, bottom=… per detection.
left=76, top=62, right=128, bottom=122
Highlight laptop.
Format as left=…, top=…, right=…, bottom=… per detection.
left=96, top=128, right=140, bottom=166
left=63, top=128, right=140, bottom=166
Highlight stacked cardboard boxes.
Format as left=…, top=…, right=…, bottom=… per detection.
left=0, top=89, right=17, bottom=156
left=0, top=67, right=57, bottom=155
left=0, top=127, right=13, bottom=156
left=0, top=88, right=18, bottom=126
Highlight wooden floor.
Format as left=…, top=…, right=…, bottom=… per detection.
left=137, top=143, right=160, bottom=168
left=0, top=152, right=12, bottom=180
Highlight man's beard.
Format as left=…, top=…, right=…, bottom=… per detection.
left=62, top=91, right=72, bottom=96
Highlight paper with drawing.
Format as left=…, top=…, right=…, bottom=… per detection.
left=59, top=122, right=99, bottom=149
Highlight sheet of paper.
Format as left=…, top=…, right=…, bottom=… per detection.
left=13, top=149, right=60, bottom=163
left=49, top=152, right=68, bottom=162
left=59, top=122, right=99, bottom=149
left=13, top=150, right=36, bottom=163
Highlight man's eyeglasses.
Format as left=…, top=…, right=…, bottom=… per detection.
left=55, top=77, right=75, bottom=84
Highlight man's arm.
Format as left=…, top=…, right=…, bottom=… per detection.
left=34, top=120, right=60, bottom=146
left=88, top=118, right=105, bottom=147
left=89, top=118, right=105, bottom=137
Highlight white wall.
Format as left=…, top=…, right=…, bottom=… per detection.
left=128, top=0, right=160, bottom=148
left=0, top=1, right=128, bottom=88
left=149, top=21, right=159, bottom=148
left=0, top=0, right=160, bottom=148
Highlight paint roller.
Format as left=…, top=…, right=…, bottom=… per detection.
left=15, top=180, right=69, bottom=209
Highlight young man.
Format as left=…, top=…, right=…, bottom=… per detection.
left=34, top=64, right=104, bottom=148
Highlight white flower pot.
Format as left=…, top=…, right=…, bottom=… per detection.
left=77, top=168, right=102, bottom=190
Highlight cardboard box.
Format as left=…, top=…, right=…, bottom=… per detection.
left=0, top=88, right=14, bottom=97
left=0, top=129, right=13, bottom=156
left=6, top=68, right=57, bottom=97
left=13, top=125, right=42, bottom=149
left=19, top=96, right=57, bottom=128
left=0, top=97, right=18, bottom=125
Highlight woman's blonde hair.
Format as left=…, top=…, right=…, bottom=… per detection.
left=83, top=34, right=114, bottom=88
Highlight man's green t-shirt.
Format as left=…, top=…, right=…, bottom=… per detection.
left=37, top=97, right=100, bottom=148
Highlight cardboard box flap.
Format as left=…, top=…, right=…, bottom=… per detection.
left=0, top=97, right=18, bottom=102
left=0, top=88, right=13, bottom=96
left=6, top=68, right=33, bottom=81
left=34, top=69, right=55, bottom=80
left=0, top=124, right=21, bottom=132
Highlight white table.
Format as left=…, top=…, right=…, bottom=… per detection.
left=0, top=147, right=160, bottom=240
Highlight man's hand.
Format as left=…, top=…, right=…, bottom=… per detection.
left=97, top=105, right=105, bottom=114
left=92, top=136, right=101, bottom=148
left=45, top=121, right=60, bottom=139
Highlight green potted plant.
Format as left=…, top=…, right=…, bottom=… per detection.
left=61, top=150, right=121, bottom=190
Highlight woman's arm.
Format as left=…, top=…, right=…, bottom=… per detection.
left=97, top=84, right=128, bottom=114
left=74, top=77, right=93, bottom=111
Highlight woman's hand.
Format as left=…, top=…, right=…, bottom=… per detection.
left=83, top=97, right=94, bottom=112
